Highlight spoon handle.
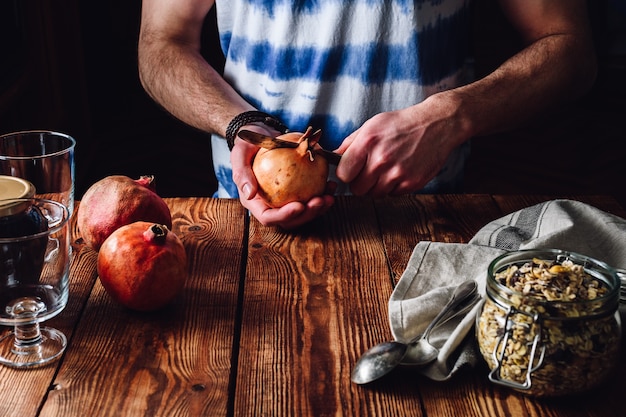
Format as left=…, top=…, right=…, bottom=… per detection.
left=430, top=292, right=481, bottom=332
left=419, top=280, right=477, bottom=341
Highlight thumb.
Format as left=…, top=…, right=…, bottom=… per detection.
left=230, top=142, right=259, bottom=200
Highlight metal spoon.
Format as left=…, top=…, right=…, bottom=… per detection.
left=400, top=285, right=480, bottom=366
left=350, top=280, right=478, bottom=385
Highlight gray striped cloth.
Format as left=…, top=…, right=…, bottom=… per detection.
left=388, top=199, right=626, bottom=381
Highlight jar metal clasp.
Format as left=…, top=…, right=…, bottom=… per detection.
left=488, top=305, right=546, bottom=390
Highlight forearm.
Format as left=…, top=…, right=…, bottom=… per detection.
left=442, top=30, right=597, bottom=143
left=138, top=35, right=253, bottom=138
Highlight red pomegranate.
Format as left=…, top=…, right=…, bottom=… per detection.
left=77, top=175, right=172, bottom=251
left=97, top=222, right=187, bottom=311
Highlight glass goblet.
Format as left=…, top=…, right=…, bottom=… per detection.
left=0, top=130, right=76, bottom=217
left=0, top=198, right=71, bottom=368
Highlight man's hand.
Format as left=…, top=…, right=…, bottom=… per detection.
left=335, top=95, right=464, bottom=197
left=230, top=126, right=335, bottom=229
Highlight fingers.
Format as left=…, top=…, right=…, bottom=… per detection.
left=350, top=167, right=399, bottom=198
left=344, top=155, right=424, bottom=197
left=339, top=144, right=396, bottom=196
left=245, top=194, right=335, bottom=230
left=335, top=134, right=368, bottom=185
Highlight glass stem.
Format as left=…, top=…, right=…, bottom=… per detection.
left=7, top=297, right=47, bottom=355
left=13, top=322, right=44, bottom=353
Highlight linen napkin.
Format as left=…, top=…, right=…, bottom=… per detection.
left=388, top=199, right=626, bottom=381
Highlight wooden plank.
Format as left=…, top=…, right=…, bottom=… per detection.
left=39, top=198, right=247, bottom=417
left=234, top=196, right=424, bottom=415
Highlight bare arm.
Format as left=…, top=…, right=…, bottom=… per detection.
left=447, top=0, right=597, bottom=139
left=336, top=0, right=596, bottom=196
left=138, top=0, right=253, bottom=137
left=138, top=0, right=334, bottom=229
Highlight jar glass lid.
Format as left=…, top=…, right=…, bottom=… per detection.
left=0, top=175, right=36, bottom=216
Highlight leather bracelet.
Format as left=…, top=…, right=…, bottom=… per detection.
left=225, top=111, right=289, bottom=150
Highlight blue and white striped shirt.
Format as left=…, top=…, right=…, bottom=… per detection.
left=212, top=0, right=472, bottom=198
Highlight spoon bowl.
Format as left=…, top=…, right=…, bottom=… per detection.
left=400, top=289, right=481, bottom=366
left=349, top=340, right=408, bottom=385
left=401, top=336, right=440, bottom=366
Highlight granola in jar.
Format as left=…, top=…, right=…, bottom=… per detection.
left=476, top=249, right=621, bottom=397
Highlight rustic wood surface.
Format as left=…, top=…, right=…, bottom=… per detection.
left=1, top=195, right=624, bottom=417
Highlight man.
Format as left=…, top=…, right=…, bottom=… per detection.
left=138, top=0, right=596, bottom=229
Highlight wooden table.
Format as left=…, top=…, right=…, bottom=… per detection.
left=2, top=195, right=625, bottom=417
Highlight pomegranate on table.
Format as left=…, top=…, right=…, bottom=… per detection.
left=97, top=221, right=187, bottom=312
left=77, top=175, right=172, bottom=251
left=252, top=128, right=329, bottom=208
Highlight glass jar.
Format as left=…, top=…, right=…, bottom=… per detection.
left=476, top=249, right=621, bottom=397
left=0, top=176, right=47, bottom=237
left=0, top=176, right=48, bottom=284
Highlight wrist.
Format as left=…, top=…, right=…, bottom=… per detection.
left=425, top=90, right=475, bottom=144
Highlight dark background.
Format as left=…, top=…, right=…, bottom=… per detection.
left=1, top=0, right=625, bottom=205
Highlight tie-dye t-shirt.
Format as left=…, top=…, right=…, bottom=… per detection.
left=211, top=0, right=472, bottom=198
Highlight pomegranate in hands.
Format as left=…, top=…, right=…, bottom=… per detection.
left=78, top=175, right=172, bottom=251
left=97, top=221, right=187, bottom=312
left=252, top=128, right=329, bottom=208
